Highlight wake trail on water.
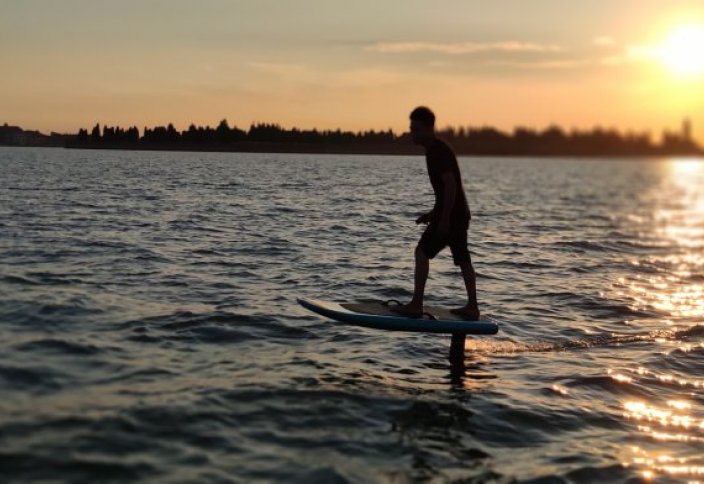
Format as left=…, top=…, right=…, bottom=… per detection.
left=465, top=324, right=704, bottom=354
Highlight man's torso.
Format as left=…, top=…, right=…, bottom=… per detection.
left=425, top=138, right=470, bottom=224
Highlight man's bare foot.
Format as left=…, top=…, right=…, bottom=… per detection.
left=450, top=306, right=480, bottom=320
left=391, top=303, right=423, bottom=318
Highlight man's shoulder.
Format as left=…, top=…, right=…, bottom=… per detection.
left=427, top=138, right=457, bottom=161
left=427, top=138, right=457, bottom=160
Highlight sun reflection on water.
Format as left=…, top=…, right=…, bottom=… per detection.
left=623, top=397, right=704, bottom=481
left=615, top=159, right=704, bottom=321
left=609, top=363, right=704, bottom=389
left=628, top=446, right=704, bottom=482
left=623, top=400, right=699, bottom=429
left=607, top=159, right=704, bottom=481
left=609, top=359, right=704, bottom=480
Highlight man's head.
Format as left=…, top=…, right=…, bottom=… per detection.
left=409, top=106, right=436, bottom=146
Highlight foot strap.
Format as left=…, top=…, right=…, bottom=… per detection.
left=382, top=300, right=437, bottom=320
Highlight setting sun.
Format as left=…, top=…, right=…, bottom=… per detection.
left=658, top=25, right=704, bottom=78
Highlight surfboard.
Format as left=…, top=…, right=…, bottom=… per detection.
left=298, top=298, right=498, bottom=334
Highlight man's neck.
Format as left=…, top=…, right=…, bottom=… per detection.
left=422, top=135, right=437, bottom=150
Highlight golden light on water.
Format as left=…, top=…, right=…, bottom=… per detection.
left=551, top=384, right=569, bottom=395
left=608, top=370, right=633, bottom=384
left=629, top=446, right=704, bottom=481
left=624, top=399, right=704, bottom=472
left=616, top=159, right=704, bottom=321
left=649, top=160, right=704, bottom=319
left=623, top=400, right=700, bottom=429
left=667, top=400, right=692, bottom=411
left=638, top=426, right=704, bottom=443
left=612, top=365, right=704, bottom=389
left=650, top=284, right=704, bottom=318
left=614, top=361, right=704, bottom=480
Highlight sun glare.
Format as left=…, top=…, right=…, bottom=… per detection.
left=658, top=25, right=704, bottom=78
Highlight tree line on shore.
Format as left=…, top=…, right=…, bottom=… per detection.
left=74, top=120, right=396, bottom=150
left=70, top=118, right=701, bottom=156
left=3, top=119, right=701, bottom=155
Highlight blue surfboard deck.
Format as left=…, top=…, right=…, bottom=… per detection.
left=298, top=298, right=498, bottom=335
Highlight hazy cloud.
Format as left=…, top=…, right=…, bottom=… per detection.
left=488, top=59, right=591, bottom=70
left=365, top=41, right=565, bottom=55
left=593, top=36, right=617, bottom=47
left=249, top=62, right=311, bottom=78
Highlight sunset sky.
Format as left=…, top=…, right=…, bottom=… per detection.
left=3, top=0, right=704, bottom=142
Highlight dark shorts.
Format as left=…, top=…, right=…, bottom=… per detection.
left=419, top=220, right=471, bottom=265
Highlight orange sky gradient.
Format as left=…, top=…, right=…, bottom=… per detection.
left=2, top=1, right=704, bottom=144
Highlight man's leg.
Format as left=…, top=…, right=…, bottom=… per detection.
left=451, top=259, right=480, bottom=320
left=412, top=245, right=430, bottom=306
left=448, top=223, right=480, bottom=319
left=395, top=245, right=429, bottom=316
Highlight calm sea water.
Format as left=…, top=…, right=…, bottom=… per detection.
left=1, top=146, right=703, bottom=483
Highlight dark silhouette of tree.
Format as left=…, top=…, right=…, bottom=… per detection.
left=216, top=119, right=230, bottom=143
left=90, top=123, right=101, bottom=143
left=126, top=126, right=139, bottom=144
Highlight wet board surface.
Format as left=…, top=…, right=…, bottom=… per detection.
left=298, top=298, right=499, bottom=335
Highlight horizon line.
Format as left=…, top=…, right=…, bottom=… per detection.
left=3, top=118, right=701, bottom=144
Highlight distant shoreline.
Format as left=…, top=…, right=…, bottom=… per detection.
left=4, top=143, right=704, bottom=160
left=2, top=121, right=702, bottom=158
left=63, top=141, right=422, bottom=156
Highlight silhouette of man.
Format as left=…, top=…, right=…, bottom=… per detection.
left=393, top=106, right=480, bottom=358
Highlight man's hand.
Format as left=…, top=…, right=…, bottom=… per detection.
left=416, top=212, right=433, bottom=225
